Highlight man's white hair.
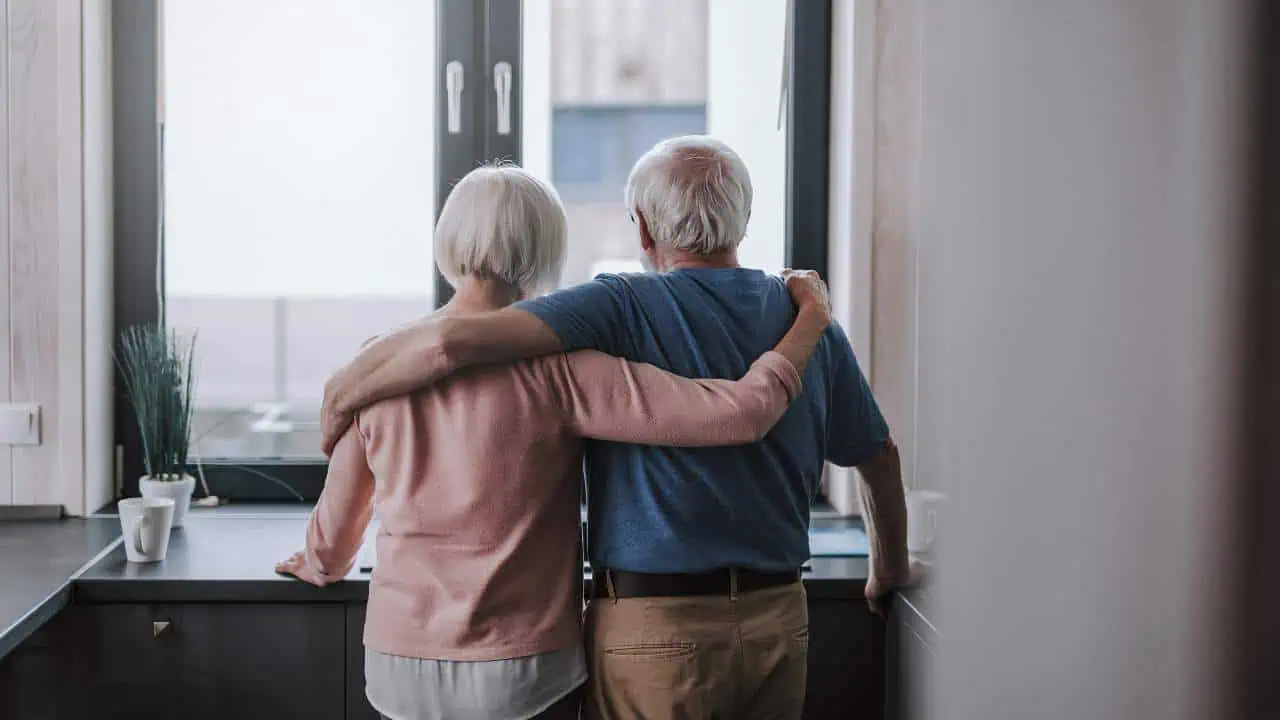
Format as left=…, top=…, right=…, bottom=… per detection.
left=434, top=164, right=566, bottom=294
left=624, top=135, right=753, bottom=255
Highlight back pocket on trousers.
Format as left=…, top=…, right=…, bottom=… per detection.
left=603, top=642, right=697, bottom=661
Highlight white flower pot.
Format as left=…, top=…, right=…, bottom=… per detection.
left=138, top=474, right=196, bottom=528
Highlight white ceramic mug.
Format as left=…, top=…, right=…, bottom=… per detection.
left=119, top=497, right=175, bottom=563
left=906, top=490, right=945, bottom=554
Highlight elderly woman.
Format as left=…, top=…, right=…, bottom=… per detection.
left=277, top=164, right=830, bottom=720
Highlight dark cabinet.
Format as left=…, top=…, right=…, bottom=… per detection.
left=3, top=594, right=895, bottom=719
left=0, top=603, right=112, bottom=719
left=803, top=598, right=887, bottom=720
left=0, top=603, right=347, bottom=720
left=147, top=603, right=347, bottom=719
left=0, top=604, right=168, bottom=718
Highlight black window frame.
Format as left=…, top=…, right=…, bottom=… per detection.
left=112, top=0, right=832, bottom=504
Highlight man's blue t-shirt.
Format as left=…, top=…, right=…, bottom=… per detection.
left=516, top=268, right=888, bottom=573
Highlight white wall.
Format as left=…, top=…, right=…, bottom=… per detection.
left=923, top=0, right=1246, bottom=717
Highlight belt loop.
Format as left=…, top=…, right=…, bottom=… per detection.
left=729, top=567, right=739, bottom=602
left=605, top=569, right=618, bottom=605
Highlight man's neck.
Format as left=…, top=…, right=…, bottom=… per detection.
left=660, top=248, right=741, bottom=271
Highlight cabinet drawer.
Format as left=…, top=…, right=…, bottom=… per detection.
left=1, top=603, right=347, bottom=720
left=139, top=603, right=347, bottom=719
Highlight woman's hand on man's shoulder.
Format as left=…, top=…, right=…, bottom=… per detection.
left=782, top=269, right=831, bottom=316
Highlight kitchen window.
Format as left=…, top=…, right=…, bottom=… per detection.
left=113, top=0, right=832, bottom=502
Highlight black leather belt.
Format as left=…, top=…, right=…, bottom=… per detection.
left=590, top=568, right=801, bottom=599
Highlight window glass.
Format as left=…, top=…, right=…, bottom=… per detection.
left=162, top=0, right=436, bottom=459
left=524, top=0, right=788, bottom=286
left=551, top=107, right=707, bottom=203
left=158, top=0, right=789, bottom=465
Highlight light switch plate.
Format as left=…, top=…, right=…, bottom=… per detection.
left=0, top=403, right=41, bottom=445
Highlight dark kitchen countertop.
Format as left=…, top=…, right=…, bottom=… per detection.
left=4, top=503, right=927, bottom=660
left=76, top=513, right=876, bottom=603
left=0, top=517, right=123, bottom=658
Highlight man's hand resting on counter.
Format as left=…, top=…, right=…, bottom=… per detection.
left=865, top=558, right=930, bottom=616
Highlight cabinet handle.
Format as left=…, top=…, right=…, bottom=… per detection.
left=153, top=620, right=170, bottom=638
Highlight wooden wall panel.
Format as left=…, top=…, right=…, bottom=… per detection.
left=55, top=0, right=85, bottom=514
left=870, top=0, right=925, bottom=491
left=7, top=0, right=61, bottom=507
left=82, top=0, right=114, bottom=515
left=5, top=0, right=85, bottom=512
left=821, top=0, right=877, bottom=514
left=0, top=0, right=10, bottom=505
left=828, top=0, right=927, bottom=505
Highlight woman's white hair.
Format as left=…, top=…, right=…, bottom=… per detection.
left=624, top=135, right=753, bottom=255
left=434, top=163, right=567, bottom=294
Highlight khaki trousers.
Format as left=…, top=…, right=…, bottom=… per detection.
left=583, top=582, right=809, bottom=720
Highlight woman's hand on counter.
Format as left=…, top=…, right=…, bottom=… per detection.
left=275, top=551, right=326, bottom=587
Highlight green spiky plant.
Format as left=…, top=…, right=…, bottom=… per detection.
left=115, top=325, right=198, bottom=480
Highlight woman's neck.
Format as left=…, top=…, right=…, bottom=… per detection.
left=445, top=278, right=525, bottom=314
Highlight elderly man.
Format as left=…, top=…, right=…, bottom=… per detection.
left=322, top=136, right=911, bottom=720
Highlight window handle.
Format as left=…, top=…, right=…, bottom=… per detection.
left=446, top=61, right=464, bottom=135
left=494, top=61, right=512, bottom=136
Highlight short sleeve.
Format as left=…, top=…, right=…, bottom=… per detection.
left=514, top=275, right=628, bottom=355
left=825, top=323, right=891, bottom=467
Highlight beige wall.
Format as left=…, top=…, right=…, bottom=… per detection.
left=841, top=3, right=1252, bottom=712
left=869, top=0, right=924, bottom=490
left=1, top=0, right=109, bottom=515
left=827, top=0, right=926, bottom=499
left=921, top=0, right=1246, bottom=717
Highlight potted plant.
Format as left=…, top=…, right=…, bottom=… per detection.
left=116, top=324, right=199, bottom=528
